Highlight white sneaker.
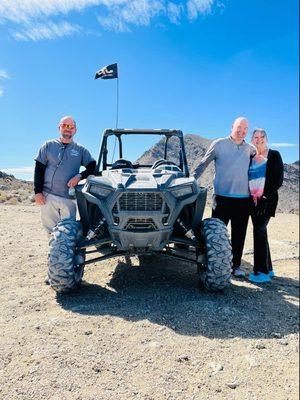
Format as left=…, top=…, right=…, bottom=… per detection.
left=233, top=268, right=246, bottom=278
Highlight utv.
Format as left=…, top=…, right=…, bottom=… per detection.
left=48, top=129, right=232, bottom=293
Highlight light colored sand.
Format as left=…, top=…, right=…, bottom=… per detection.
left=0, top=205, right=299, bottom=400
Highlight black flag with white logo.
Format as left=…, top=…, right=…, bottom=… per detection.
left=95, top=63, right=118, bottom=80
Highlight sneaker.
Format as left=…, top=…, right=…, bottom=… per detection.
left=249, top=272, right=271, bottom=283
left=269, top=270, right=275, bottom=278
left=233, top=268, right=246, bottom=278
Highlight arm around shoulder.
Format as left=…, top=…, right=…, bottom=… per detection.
left=194, top=140, right=218, bottom=180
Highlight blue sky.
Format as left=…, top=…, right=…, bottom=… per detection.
left=0, top=0, right=299, bottom=180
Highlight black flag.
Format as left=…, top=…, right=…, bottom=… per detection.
left=95, top=63, right=118, bottom=80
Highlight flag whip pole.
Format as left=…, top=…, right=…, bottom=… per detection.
left=111, top=72, right=119, bottom=162
left=116, top=75, right=119, bottom=129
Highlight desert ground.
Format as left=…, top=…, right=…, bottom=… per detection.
left=0, top=204, right=299, bottom=400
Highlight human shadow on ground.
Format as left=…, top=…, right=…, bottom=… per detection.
left=57, top=255, right=299, bottom=339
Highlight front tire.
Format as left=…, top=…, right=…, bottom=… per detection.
left=48, top=218, right=85, bottom=293
left=197, top=218, right=232, bottom=292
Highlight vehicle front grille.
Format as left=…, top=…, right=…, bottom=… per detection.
left=118, top=192, right=163, bottom=211
left=124, top=218, right=157, bottom=231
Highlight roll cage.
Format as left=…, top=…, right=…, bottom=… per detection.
left=96, top=129, right=190, bottom=177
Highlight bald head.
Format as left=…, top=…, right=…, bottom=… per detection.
left=59, top=115, right=77, bottom=143
left=59, top=115, right=76, bottom=126
left=230, top=116, right=249, bottom=144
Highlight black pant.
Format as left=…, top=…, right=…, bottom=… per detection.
left=212, top=195, right=251, bottom=270
left=251, top=213, right=272, bottom=274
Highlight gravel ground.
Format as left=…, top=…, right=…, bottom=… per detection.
left=0, top=205, right=299, bottom=400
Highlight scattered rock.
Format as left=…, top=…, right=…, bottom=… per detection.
left=255, top=343, right=266, bottom=350
left=176, top=354, right=190, bottom=362
left=209, top=362, right=224, bottom=373
left=0, top=185, right=9, bottom=190
left=278, top=339, right=289, bottom=346
left=226, top=381, right=240, bottom=389
left=271, top=332, right=282, bottom=339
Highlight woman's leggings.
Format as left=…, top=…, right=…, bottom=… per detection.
left=251, top=213, right=272, bottom=274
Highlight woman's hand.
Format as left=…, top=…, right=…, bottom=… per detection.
left=256, top=196, right=268, bottom=216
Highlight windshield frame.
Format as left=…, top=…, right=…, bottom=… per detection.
left=96, top=129, right=189, bottom=177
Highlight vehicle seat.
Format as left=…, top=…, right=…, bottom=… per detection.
left=152, top=159, right=178, bottom=169
left=111, top=159, right=133, bottom=170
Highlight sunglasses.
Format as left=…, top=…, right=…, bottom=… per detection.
left=60, top=123, right=75, bottom=129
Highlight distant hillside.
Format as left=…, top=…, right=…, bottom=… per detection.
left=0, top=171, right=34, bottom=205
left=0, top=140, right=298, bottom=213
left=137, top=134, right=299, bottom=214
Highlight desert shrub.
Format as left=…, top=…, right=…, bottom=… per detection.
left=0, top=192, right=8, bottom=203
left=7, top=197, right=19, bottom=205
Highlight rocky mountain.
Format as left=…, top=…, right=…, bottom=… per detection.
left=137, top=134, right=299, bottom=214
left=0, top=171, right=34, bottom=205
left=0, top=137, right=298, bottom=213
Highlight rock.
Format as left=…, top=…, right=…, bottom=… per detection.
left=226, top=381, right=239, bottom=389
left=271, top=332, right=282, bottom=338
left=84, top=330, right=93, bottom=336
left=255, top=343, right=266, bottom=350
left=278, top=339, right=289, bottom=346
left=176, top=354, right=190, bottom=362
left=209, top=362, right=224, bottom=373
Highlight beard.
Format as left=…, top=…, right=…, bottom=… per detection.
left=62, top=132, right=73, bottom=140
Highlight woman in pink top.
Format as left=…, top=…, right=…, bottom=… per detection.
left=248, top=129, right=284, bottom=283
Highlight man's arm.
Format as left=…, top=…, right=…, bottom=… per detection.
left=67, top=160, right=96, bottom=188
left=80, top=160, right=96, bottom=179
left=34, top=161, right=46, bottom=205
left=193, top=141, right=217, bottom=180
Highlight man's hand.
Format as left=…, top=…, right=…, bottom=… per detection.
left=35, top=193, right=46, bottom=205
left=67, top=174, right=81, bottom=188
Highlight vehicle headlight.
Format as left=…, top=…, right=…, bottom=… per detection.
left=89, top=185, right=113, bottom=198
left=170, top=185, right=194, bottom=198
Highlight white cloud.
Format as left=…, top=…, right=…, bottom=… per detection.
left=12, top=21, right=82, bottom=41
left=98, top=0, right=165, bottom=31
left=0, top=70, right=9, bottom=97
left=167, top=2, right=184, bottom=24
left=187, top=0, right=214, bottom=19
left=1, top=166, right=34, bottom=174
left=0, top=70, right=10, bottom=79
left=0, top=0, right=103, bottom=23
left=0, top=0, right=222, bottom=39
left=269, top=143, right=297, bottom=148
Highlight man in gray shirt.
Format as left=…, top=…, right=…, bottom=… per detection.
left=194, top=117, right=256, bottom=277
left=34, top=116, right=96, bottom=234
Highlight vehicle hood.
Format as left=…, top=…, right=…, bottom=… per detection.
left=88, top=169, right=196, bottom=190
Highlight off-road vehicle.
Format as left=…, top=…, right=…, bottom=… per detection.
left=48, top=129, right=232, bottom=293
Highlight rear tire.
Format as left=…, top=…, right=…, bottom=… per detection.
left=48, top=218, right=85, bottom=293
left=197, top=218, right=232, bottom=292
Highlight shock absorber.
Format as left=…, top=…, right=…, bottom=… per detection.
left=86, top=217, right=106, bottom=240
left=176, top=218, right=196, bottom=241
